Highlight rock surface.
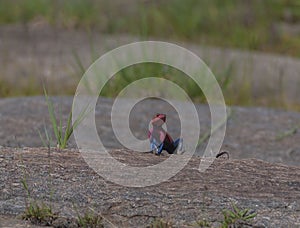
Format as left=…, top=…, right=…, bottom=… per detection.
left=0, top=96, right=300, bottom=227
left=0, top=147, right=299, bottom=227
left=0, top=96, right=300, bottom=166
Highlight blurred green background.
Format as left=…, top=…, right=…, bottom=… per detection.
left=1, top=0, right=300, bottom=110
left=2, top=0, right=300, bottom=54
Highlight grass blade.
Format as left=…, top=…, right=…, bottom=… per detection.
left=58, top=105, right=63, bottom=148
left=38, top=129, right=47, bottom=148
left=43, top=124, right=51, bottom=148
left=44, top=87, right=60, bottom=146
left=244, top=212, right=257, bottom=220
left=62, top=110, right=73, bottom=148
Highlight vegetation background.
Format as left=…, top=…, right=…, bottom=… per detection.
left=1, top=0, right=300, bottom=110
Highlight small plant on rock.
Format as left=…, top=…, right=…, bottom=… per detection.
left=76, top=209, right=104, bottom=228
left=194, top=218, right=211, bottom=227
left=44, top=87, right=89, bottom=149
left=21, top=176, right=57, bottom=225
left=221, top=203, right=257, bottom=228
left=22, top=201, right=58, bottom=225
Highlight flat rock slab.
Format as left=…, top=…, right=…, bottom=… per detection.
left=0, top=96, right=300, bottom=166
left=0, top=148, right=299, bottom=227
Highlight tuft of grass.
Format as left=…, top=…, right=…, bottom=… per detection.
left=20, top=160, right=58, bottom=225
left=76, top=209, right=104, bottom=228
left=100, top=62, right=208, bottom=101
left=194, top=219, right=210, bottom=227
left=44, top=86, right=89, bottom=149
left=221, top=203, right=257, bottom=228
left=22, top=201, right=58, bottom=226
left=148, top=218, right=173, bottom=228
left=275, top=126, right=298, bottom=141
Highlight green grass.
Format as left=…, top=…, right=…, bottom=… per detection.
left=38, top=124, right=53, bottom=149
left=221, top=203, right=257, bottom=228
left=148, top=203, right=257, bottom=227
left=275, top=126, right=298, bottom=141
left=1, top=0, right=300, bottom=56
left=44, top=87, right=89, bottom=149
left=193, top=219, right=210, bottom=227
left=76, top=209, right=104, bottom=228
left=72, top=47, right=222, bottom=102
left=20, top=155, right=58, bottom=226
left=22, top=201, right=58, bottom=226
left=99, top=62, right=233, bottom=103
